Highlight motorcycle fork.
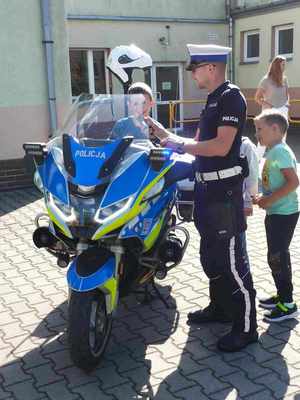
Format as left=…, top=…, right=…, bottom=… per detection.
left=99, top=251, right=121, bottom=315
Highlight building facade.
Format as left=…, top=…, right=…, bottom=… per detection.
left=231, top=0, right=300, bottom=118
left=0, top=0, right=71, bottom=161
left=0, top=0, right=299, bottom=189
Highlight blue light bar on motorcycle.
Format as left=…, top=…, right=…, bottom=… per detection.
left=149, top=148, right=171, bottom=171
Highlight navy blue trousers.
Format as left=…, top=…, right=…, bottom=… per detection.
left=200, top=233, right=257, bottom=333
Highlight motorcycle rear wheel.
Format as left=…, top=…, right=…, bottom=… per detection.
left=68, top=289, right=112, bottom=372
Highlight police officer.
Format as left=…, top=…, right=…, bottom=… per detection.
left=147, top=44, right=258, bottom=352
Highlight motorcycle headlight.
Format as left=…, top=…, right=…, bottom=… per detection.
left=77, top=185, right=95, bottom=194
left=49, top=193, right=73, bottom=218
left=70, top=195, right=98, bottom=225
left=95, top=196, right=133, bottom=223
left=143, top=178, right=165, bottom=201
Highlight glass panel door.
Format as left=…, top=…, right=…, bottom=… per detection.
left=153, top=64, right=182, bottom=129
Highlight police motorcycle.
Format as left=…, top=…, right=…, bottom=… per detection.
left=23, top=90, right=195, bottom=371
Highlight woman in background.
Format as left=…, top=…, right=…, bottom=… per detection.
left=255, top=56, right=289, bottom=155
left=255, top=56, right=289, bottom=119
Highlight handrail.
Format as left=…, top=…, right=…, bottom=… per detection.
left=169, top=99, right=205, bottom=128
left=247, top=97, right=300, bottom=125
left=168, top=98, right=300, bottom=128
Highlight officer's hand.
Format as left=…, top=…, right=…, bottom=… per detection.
left=145, top=117, right=169, bottom=140
left=162, top=138, right=185, bottom=154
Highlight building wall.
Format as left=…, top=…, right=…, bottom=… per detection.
left=67, top=19, right=228, bottom=120
left=0, top=0, right=71, bottom=160
left=233, top=4, right=300, bottom=117
left=233, top=0, right=292, bottom=7
left=0, top=0, right=230, bottom=161
left=67, top=21, right=228, bottom=65
left=66, top=0, right=226, bottom=20
left=66, top=0, right=229, bottom=121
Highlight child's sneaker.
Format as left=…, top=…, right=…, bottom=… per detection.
left=259, top=295, right=280, bottom=309
left=264, top=302, right=299, bottom=322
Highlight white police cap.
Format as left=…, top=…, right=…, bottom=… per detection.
left=186, top=44, right=232, bottom=70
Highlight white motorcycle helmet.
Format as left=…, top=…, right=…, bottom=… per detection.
left=107, top=44, right=152, bottom=83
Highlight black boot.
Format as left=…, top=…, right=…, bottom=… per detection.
left=217, top=330, right=258, bottom=352
left=187, top=303, right=232, bottom=324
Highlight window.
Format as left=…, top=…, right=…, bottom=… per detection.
left=275, top=24, right=293, bottom=58
left=243, top=30, right=259, bottom=62
left=69, top=49, right=109, bottom=96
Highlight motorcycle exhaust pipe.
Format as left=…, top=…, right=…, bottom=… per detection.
left=33, top=227, right=57, bottom=249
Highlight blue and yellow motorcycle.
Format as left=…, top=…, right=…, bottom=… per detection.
left=24, top=94, right=193, bottom=371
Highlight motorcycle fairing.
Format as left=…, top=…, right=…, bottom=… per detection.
left=68, top=136, right=123, bottom=186
left=144, top=211, right=166, bottom=250
left=100, top=151, right=150, bottom=207
left=46, top=205, right=74, bottom=239
left=119, top=184, right=175, bottom=244
left=100, top=150, right=174, bottom=208
left=67, top=256, right=115, bottom=292
left=92, top=162, right=174, bottom=240
left=38, top=152, right=69, bottom=205
left=101, top=277, right=118, bottom=314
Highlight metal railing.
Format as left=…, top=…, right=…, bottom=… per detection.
left=246, top=98, right=300, bottom=125
left=168, top=98, right=300, bottom=129
left=168, top=99, right=205, bottom=128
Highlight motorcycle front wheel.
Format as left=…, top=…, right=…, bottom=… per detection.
left=68, top=289, right=112, bottom=372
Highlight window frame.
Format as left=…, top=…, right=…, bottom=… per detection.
left=243, top=30, right=260, bottom=63
left=274, top=24, right=294, bottom=58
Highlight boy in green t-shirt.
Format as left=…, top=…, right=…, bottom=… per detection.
left=253, top=110, right=299, bottom=322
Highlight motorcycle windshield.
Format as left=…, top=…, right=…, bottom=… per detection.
left=45, top=94, right=155, bottom=189
left=42, top=94, right=158, bottom=219
left=57, top=93, right=151, bottom=142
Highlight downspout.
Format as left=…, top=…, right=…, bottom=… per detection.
left=41, top=0, right=57, bottom=138
left=226, top=0, right=234, bottom=82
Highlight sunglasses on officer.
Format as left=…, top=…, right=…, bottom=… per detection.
left=189, top=63, right=216, bottom=72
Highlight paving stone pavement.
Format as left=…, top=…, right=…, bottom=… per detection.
left=1, top=186, right=300, bottom=400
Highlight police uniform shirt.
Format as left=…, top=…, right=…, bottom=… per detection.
left=196, top=80, right=246, bottom=173
left=194, top=80, right=247, bottom=235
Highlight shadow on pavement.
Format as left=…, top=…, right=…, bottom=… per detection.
left=102, top=283, right=179, bottom=399
left=258, top=319, right=299, bottom=399
left=0, top=284, right=179, bottom=400
left=154, top=316, right=299, bottom=399
left=0, top=188, right=42, bottom=216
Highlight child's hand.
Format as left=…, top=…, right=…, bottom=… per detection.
left=244, top=207, right=253, bottom=217
left=253, top=195, right=273, bottom=209
left=251, top=194, right=259, bottom=205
